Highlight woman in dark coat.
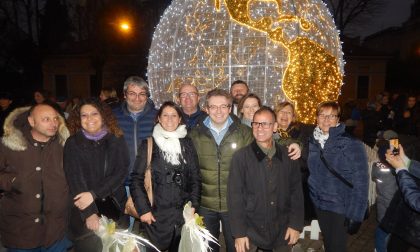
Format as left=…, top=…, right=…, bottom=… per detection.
left=308, top=101, right=368, bottom=252
left=130, top=101, right=201, bottom=252
left=63, top=98, right=129, bottom=251
left=274, top=101, right=315, bottom=223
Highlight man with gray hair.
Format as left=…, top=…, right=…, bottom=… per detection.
left=113, top=76, right=158, bottom=176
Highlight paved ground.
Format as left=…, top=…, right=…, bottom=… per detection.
left=2, top=205, right=419, bottom=251
left=219, top=205, right=420, bottom=252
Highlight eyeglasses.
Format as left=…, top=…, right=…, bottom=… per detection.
left=251, top=121, right=274, bottom=129
left=126, top=91, right=147, bottom=99
left=318, top=114, right=338, bottom=120
left=207, top=104, right=231, bottom=111
left=278, top=111, right=293, bottom=116
left=179, top=92, right=198, bottom=98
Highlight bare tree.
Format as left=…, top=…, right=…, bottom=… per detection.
left=324, top=0, right=387, bottom=36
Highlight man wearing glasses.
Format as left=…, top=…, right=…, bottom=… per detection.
left=189, top=88, right=253, bottom=252
left=228, top=106, right=303, bottom=252
left=113, top=76, right=158, bottom=177
left=177, top=84, right=206, bottom=131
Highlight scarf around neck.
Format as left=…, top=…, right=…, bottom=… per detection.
left=313, top=126, right=329, bottom=149
left=82, top=127, right=108, bottom=141
left=152, top=123, right=187, bottom=165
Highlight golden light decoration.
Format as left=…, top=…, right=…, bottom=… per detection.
left=147, top=0, right=344, bottom=123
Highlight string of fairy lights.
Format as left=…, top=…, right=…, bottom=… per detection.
left=147, top=0, right=344, bottom=123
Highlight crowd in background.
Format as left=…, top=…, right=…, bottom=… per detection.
left=0, top=80, right=420, bottom=252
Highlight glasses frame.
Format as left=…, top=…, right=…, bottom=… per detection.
left=251, top=121, right=274, bottom=129
left=207, top=104, right=231, bottom=111
left=126, top=91, right=148, bottom=99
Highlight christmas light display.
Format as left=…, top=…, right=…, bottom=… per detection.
left=147, top=0, right=344, bottom=123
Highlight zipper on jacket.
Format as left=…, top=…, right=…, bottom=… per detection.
left=216, top=145, right=222, bottom=211
left=133, top=119, right=138, bottom=156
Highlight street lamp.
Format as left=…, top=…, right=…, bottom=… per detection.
left=118, top=20, right=131, bottom=33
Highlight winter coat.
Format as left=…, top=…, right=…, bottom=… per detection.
left=0, top=107, right=70, bottom=249
left=63, top=131, right=129, bottom=240
left=275, top=122, right=316, bottom=222
left=228, top=141, right=304, bottom=249
left=371, top=161, right=398, bottom=221
left=130, top=136, right=201, bottom=250
left=189, top=116, right=253, bottom=212
left=113, top=100, right=158, bottom=175
left=396, top=160, right=420, bottom=212
left=308, top=124, right=369, bottom=222
left=181, top=107, right=207, bottom=131
left=380, top=188, right=420, bottom=248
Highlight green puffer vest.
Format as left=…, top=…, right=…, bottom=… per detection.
left=189, top=118, right=253, bottom=212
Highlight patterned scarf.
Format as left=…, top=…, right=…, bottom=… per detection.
left=313, top=126, right=329, bottom=149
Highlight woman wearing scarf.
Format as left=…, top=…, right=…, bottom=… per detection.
left=274, top=101, right=315, bottom=223
left=130, top=101, right=201, bottom=252
left=308, top=101, right=368, bottom=252
left=64, top=98, right=130, bottom=251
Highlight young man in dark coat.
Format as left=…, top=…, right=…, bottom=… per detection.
left=0, top=104, right=71, bottom=251
left=228, top=106, right=304, bottom=252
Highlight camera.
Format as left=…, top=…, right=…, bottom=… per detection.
left=389, top=138, right=399, bottom=155
left=166, top=169, right=183, bottom=187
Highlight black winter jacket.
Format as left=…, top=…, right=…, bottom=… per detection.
left=130, top=136, right=201, bottom=250
left=63, top=132, right=130, bottom=239
left=228, top=141, right=304, bottom=249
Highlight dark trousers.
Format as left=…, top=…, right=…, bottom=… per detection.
left=248, top=241, right=291, bottom=252
left=198, top=207, right=235, bottom=252
left=73, top=233, right=102, bottom=252
left=315, top=208, right=348, bottom=252
left=387, top=235, right=413, bottom=252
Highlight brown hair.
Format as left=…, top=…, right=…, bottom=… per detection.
left=205, top=88, right=232, bottom=107
left=316, top=101, right=341, bottom=118
left=100, top=87, right=118, bottom=99
left=237, top=93, right=262, bottom=119
left=67, top=98, right=123, bottom=137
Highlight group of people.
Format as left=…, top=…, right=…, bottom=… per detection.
left=0, top=76, right=418, bottom=252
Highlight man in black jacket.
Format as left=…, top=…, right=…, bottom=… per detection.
left=228, top=106, right=304, bottom=252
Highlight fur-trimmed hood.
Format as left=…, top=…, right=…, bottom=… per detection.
left=1, top=106, right=69, bottom=151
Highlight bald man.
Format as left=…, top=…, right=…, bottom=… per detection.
left=0, top=104, right=71, bottom=252
left=177, top=84, right=207, bottom=130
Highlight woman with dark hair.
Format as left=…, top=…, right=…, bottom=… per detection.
left=307, top=101, right=368, bottom=252
left=64, top=98, right=130, bottom=251
left=130, top=101, right=201, bottom=252
left=237, top=93, right=262, bottom=127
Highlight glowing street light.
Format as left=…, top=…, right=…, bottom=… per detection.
left=118, top=20, right=131, bottom=33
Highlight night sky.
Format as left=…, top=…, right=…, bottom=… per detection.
left=356, top=0, right=415, bottom=37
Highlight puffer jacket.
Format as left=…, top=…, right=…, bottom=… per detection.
left=189, top=116, right=253, bottom=212
left=113, top=100, right=158, bottom=175
left=0, top=107, right=70, bottom=249
left=308, top=124, right=369, bottom=222
left=396, top=160, right=420, bottom=212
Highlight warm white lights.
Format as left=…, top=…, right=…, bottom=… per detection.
left=147, top=0, right=344, bottom=123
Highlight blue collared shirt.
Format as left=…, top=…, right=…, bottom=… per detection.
left=203, top=116, right=233, bottom=145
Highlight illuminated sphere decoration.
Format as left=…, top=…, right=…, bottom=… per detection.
left=147, top=0, right=344, bottom=123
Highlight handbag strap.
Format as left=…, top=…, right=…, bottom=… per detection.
left=320, top=150, right=353, bottom=189
left=147, top=137, right=153, bottom=170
